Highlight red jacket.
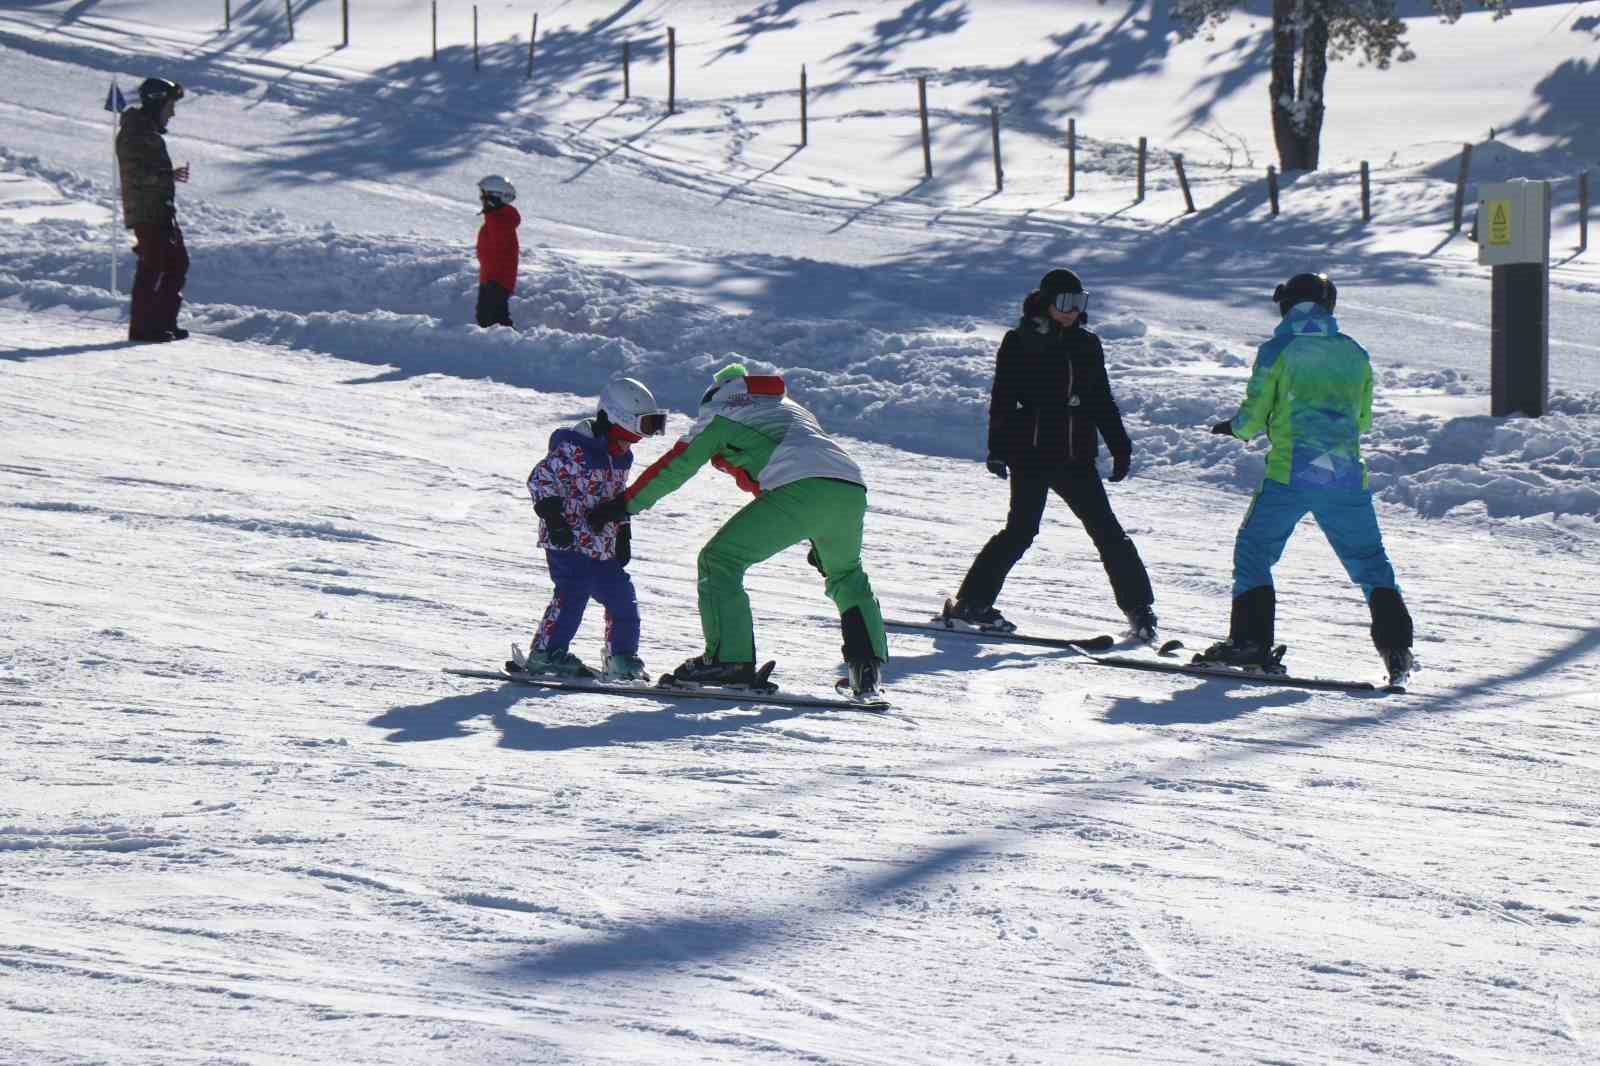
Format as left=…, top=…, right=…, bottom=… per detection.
left=477, top=204, right=520, bottom=291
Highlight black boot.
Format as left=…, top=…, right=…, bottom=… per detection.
left=847, top=658, right=883, bottom=699
left=661, top=655, right=761, bottom=689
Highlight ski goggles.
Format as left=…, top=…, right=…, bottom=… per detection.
left=1052, top=290, right=1091, bottom=314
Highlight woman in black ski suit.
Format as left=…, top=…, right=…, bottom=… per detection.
left=946, top=268, right=1158, bottom=638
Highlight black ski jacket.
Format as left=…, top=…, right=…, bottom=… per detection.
left=986, top=315, right=1133, bottom=470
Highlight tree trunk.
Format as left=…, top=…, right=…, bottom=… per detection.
left=1269, top=0, right=1329, bottom=172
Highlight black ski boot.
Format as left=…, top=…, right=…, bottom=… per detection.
left=1379, top=647, right=1415, bottom=689
left=847, top=658, right=883, bottom=700
left=659, top=655, right=768, bottom=690
left=941, top=597, right=1016, bottom=633
left=1124, top=605, right=1159, bottom=642
left=1192, top=639, right=1287, bottom=675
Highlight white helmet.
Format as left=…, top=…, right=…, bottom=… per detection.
left=477, top=174, right=516, bottom=206
left=598, top=377, right=667, bottom=438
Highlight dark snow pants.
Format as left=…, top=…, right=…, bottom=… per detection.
left=956, top=461, right=1153, bottom=614
left=532, top=549, right=640, bottom=658
left=129, top=223, right=188, bottom=339
left=476, top=281, right=513, bottom=328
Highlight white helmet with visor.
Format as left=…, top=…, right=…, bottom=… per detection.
left=598, top=377, right=667, bottom=439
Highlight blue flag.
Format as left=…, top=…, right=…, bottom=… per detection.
left=104, top=81, right=126, bottom=113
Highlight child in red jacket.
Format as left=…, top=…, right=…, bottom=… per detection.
left=475, top=175, right=520, bottom=328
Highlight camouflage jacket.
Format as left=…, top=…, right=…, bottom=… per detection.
left=116, top=108, right=176, bottom=228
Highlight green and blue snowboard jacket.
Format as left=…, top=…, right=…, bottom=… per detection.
left=1227, top=304, right=1374, bottom=491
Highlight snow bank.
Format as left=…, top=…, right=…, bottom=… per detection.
left=5, top=153, right=1599, bottom=528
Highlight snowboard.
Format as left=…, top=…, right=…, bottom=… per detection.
left=443, top=665, right=892, bottom=712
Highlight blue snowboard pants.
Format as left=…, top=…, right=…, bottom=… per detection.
left=1234, top=480, right=1398, bottom=598
left=532, top=549, right=640, bottom=657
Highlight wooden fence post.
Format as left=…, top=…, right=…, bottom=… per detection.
left=473, top=6, right=480, bottom=72
left=341, top=0, right=349, bottom=48
left=285, top=0, right=294, bottom=39
left=917, top=76, right=931, bottom=179
left=1452, top=143, right=1472, bottom=231
left=1174, top=154, right=1195, bottom=214
left=667, top=27, right=676, bottom=115
left=800, top=65, right=807, bottom=148
left=431, top=1, right=437, bottom=62
left=1066, top=118, right=1075, bottom=200
left=1578, top=170, right=1591, bottom=251
left=623, top=41, right=630, bottom=100
left=527, top=13, right=537, bottom=78
left=1267, top=166, right=1279, bottom=217
left=1135, top=136, right=1146, bottom=202
left=1360, top=161, right=1371, bottom=222
left=990, top=106, right=1003, bottom=193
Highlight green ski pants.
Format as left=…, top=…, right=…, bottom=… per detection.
left=696, top=477, right=888, bottom=665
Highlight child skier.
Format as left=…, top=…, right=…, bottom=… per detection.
left=589, top=364, right=889, bottom=698
left=475, top=175, right=519, bottom=328
left=1195, top=272, right=1415, bottom=688
left=519, top=377, right=667, bottom=679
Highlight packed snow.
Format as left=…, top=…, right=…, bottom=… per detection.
left=2, top=2, right=1598, bottom=1064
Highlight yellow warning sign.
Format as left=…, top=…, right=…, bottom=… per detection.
left=1486, top=199, right=1513, bottom=246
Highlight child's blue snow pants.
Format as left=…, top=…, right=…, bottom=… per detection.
left=532, top=550, right=640, bottom=657
left=1234, top=480, right=1399, bottom=599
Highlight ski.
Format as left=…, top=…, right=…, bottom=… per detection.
left=1059, top=646, right=1396, bottom=694
left=443, top=667, right=891, bottom=712
left=884, top=617, right=1117, bottom=652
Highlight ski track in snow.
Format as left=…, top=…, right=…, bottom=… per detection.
left=4, top=1, right=1600, bottom=1061
left=4, top=316, right=1597, bottom=1064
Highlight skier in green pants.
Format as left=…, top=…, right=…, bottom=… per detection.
left=587, top=363, right=888, bottom=697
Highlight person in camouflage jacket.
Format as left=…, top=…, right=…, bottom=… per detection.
left=117, top=78, right=190, bottom=342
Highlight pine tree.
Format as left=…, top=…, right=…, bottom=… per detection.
left=1172, top=0, right=1511, bottom=172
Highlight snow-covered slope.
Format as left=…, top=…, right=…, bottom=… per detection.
left=3, top=2, right=1599, bottom=1063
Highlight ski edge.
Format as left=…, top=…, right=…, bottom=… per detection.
left=1064, top=651, right=1385, bottom=693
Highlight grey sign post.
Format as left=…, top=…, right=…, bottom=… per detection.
left=1476, top=179, right=1551, bottom=417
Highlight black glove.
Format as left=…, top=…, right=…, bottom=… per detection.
left=985, top=456, right=1008, bottom=480
left=1210, top=419, right=1234, bottom=437
left=587, top=495, right=628, bottom=530
left=1109, top=452, right=1131, bottom=483
left=805, top=541, right=827, bottom=577
left=533, top=496, right=575, bottom=549
left=615, top=522, right=631, bottom=567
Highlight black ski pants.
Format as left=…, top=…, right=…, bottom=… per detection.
left=956, top=462, right=1153, bottom=614
left=476, top=281, right=513, bottom=328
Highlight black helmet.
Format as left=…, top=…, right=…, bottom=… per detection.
left=138, top=77, right=185, bottom=110
left=1273, top=272, right=1336, bottom=317
left=1038, top=268, right=1084, bottom=299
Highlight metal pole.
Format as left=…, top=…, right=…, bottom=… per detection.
left=1453, top=143, right=1472, bottom=231
left=1135, top=136, right=1147, bottom=202
left=1580, top=171, right=1590, bottom=253
left=1174, top=154, right=1195, bottom=214
left=110, top=101, right=119, bottom=294
left=1360, top=161, right=1371, bottom=223
left=800, top=65, right=807, bottom=148
left=622, top=41, right=630, bottom=99
left=1066, top=118, right=1075, bottom=200
left=667, top=27, right=676, bottom=114
left=917, top=76, right=931, bottom=179
left=527, top=13, right=537, bottom=79
left=1267, top=166, right=1279, bottom=217
left=225, top=0, right=231, bottom=32
left=285, top=0, right=294, bottom=40
left=431, top=1, right=437, bottom=62
left=473, top=6, right=479, bottom=73
left=990, top=106, right=1002, bottom=193
left=342, top=0, right=349, bottom=48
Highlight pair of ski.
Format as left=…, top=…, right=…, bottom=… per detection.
left=886, top=616, right=1402, bottom=694
left=443, top=652, right=891, bottom=713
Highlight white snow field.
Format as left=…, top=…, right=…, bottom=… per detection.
left=3, top=2, right=1599, bottom=1064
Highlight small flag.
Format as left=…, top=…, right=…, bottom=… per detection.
left=104, top=81, right=126, bottom=113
